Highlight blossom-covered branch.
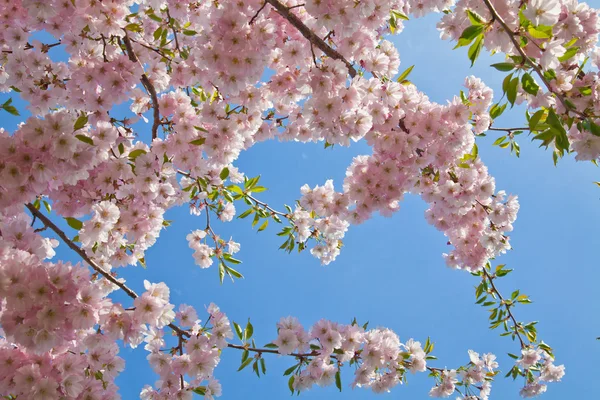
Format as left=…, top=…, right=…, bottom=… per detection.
left=265, top=0, right=357, bottom=77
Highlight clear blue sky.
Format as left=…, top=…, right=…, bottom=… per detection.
left=2, top=6, right=600, bottom=399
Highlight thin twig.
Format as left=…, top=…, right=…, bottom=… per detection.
left=488, top=127, right=530, bottom=132
left=166, top=9, right=181, bottom=53
left=100, top=34, right=109, bottom=62
left=246, top=193, right=289, bottom=217
left=249, top=1, right=268, bottom=25
left=227, top=343, right=336, bottom=359
left=482, top=268, right=526, bottom=349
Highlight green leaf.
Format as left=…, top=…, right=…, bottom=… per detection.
left=527, top=25, right=553, bottom=39
left=220, top=167, right=230, bottom=180
left=513, top=141, right=521, bottom=157
left=391, top=9, right=409, bottom=21
left=490, top=62, right=516, bottom=72
left=521, top=73, right=540, bottom=96
left=558, top=46, right=579, bottom=62
left=468, top=35, right=484, bottom=67
left=283, top=364, right=298, bottom=376
left=223, top=253, right=242, bottom=264
left=128, top=149, right=147, bottom=160
left=258, top=219, right=269, bottom=232
left=335, top=370, right=342, bottom=392
left=219, top=262, right=225, bottom=284
left=65, top=217, right=83, bottom=230
left=260, top=358, right=266, bottom=374
left=455, top=25, right=485, bottom=48
left=546, top=109, right=569, bottom=153
left=147, top=13, right=163, bottom=22
left=582, top=119, right=600, bottom=137
left=502, top=73, right=514, bottom=93
left=153, top=27, right=163, bottom=41
left=249, top=186, right=267, bottom=193
left=182, top=29, right=197, bottom=36
left=1, top=98, right=19, bottom=116
left=245, top=175, right=260, bottom=190
left=74, top=114, right=88, bottom=130
left=233, top=322, right=243, bottom=341
left=192, top=387, right=206, bottom=395
left=238, top=357, right=253, bottom=371
left=396, top=65, right=415, bottom=83
left=245, top=319, right=254, bottom=340
left=466, top=9, right=485, bottom=25
left=225, top=265, right=243, bottom=279
left=288, top=375, right=295, bottom=394
left=492, top=136, right=507, bottom=146
left=496, top=268, right=513, bottom=277
left=238, top=208, right=254, bottom=219
left=533, top=129, right=556, bottom=148
left=507, top=77, right=519, bottom=107
left=490, top=103, right=507, bottom=119
left=125, top=23, right=142, bottom=32
left=43, top=200, right=51, bottom=213
left=75, top=134, right=94, bottom=145
left=190, top=138, right=206, bottom=146
left=529, top=110, right=546, bottom=130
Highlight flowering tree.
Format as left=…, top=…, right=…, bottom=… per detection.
left=0, top=0, right=597, bottom=398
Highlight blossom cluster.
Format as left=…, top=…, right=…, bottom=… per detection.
left=0, top=0, right=590, bottom=398
left=438, top=0, right=600, bottom=161
left=0, top=211, right=124, bottom=398
left=273, top=316, right=429, bottom=393
left=516, top=348, right=565, bottom=398
left=140, top=302, right=231, bottom=400
left=430, top=350, right=497, bottom=399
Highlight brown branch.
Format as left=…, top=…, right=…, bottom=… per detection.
left=249, top=1, right=268, bottom=25
left=100, top=34, right=109, bottom=62
left=488, top=127, right=529, bottom=132
left=227, top=343, right=336, bottom=359
left=481, top=0, right=586, bottom=118
left=166, top=9, right=181, bottom=53
left=25, top=203, right=189, bottom=338
left=122, top=33, right=161, bottom=140
left=129, top=38, right=173, bottom=61
left=1, top=41, right=61, bottom=54
left=265, top=0, right=356, bottom=78
left=246, top=193, right=289, bottom=217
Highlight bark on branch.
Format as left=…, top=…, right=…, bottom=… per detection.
left=122, top=33, right=161, bottom=140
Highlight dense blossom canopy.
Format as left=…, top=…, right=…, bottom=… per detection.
left=0, top=0, right=598, bottom=398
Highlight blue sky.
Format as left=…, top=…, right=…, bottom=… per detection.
left=2, top=5, right=600, bottom=399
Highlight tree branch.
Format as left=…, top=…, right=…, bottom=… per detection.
left=227, top=343, right=337, bottom=359
left=488, top=127, right=529, bottom=132
left=122, top=33, right=161, bottom=140
left=25, top=203, right=189, bottom=338
left=480, top=0, right=586, bottom=118
left=265, top=0, right=357, bottom=78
